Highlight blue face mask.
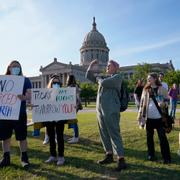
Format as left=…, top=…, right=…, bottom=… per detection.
left=52, top=83, right=60, bottom=89
left=11, top=67, right=21, bottom=75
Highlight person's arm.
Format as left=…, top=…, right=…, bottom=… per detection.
left=137, top=90, right=146, bottom=128
left=85, top=59, right=99, bottom=83
left=168, top=88, right=172, bottom=97
left=134, top=93, right=139, bottom=106
left=17, top=77, right=32, bottom=103
left=85, top=70, right=97, bottom=83
left=99, top=74, right=122, bottom=88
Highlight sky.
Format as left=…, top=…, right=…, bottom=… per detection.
left=0, top=0, right=180, bottom=77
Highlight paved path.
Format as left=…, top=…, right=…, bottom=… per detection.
left=79, top=107, right=180, bottom=113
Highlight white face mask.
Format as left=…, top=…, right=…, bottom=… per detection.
left=52, top=83, right=60, bottom=89
left=10, top=67, right=21, bottom=75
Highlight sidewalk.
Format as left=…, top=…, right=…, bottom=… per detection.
left=80, top=107, right=180, bottom=113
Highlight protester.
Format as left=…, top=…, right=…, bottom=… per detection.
left=44, top=75, right=65, bottom=166
left=86, top=59, right=127, bottom=171
left=168, top=83, right=178, bottom=120
left=134, top=79, right=144, bottom=110
left=66, top=74, right=82, bottom=144
left=159, top=72, right=168, bottom=91
left=0, top=60, right=32, bottom=168
left=137, top=73, right=171, bottom=164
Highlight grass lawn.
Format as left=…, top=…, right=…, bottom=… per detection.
left=0, top=111, right=180, bottom=179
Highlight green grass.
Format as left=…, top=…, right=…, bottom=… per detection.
left=0, top=111, right=180, bottom=179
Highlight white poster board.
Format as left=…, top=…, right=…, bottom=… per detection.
left=0, top=75, right=24, bottom=120
left=32, top=87, right=76, bottom=122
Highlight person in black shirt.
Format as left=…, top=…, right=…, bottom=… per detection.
left=134, top=79, right=144, bottom=109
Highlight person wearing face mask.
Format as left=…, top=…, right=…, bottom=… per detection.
left=43, top=75, right=66, bottom=166
left=42, top=80, right=61, bottom=145
left=86, top=59, right=127, bottom=171
left=0, top=60, right=32, bottom=168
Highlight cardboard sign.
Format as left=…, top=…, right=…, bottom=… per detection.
left=0, top=75, right=24, bottom=120
left=32, top=87, right=76, bottom=122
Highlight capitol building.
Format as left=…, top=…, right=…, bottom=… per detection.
left=29, top=18, right=174, bottom=88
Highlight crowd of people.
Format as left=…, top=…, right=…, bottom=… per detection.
left=0, top=59, right=179, bottom=171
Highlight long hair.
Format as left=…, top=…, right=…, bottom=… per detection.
left=66, top=75, right=77, bottom=86
left=5, top=60, right=23, bottom=75
left=47, top=75, right=62, bottom=88
left=136, top=79, right=143, bottom=87
left=144, top=72, right=162, bottom=90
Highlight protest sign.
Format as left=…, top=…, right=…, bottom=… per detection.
left=31, top=87, right=76, bottom=122
left=0, top=75, right=24, bottom=120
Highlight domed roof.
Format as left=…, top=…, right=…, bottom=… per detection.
left=81, top=17, right=108, bottom=48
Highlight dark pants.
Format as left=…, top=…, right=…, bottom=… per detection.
left=45, top=121, right=65, bottom=157
left=146, top=118, right=171, bottom=161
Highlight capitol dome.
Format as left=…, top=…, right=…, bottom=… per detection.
left=82, top=19, right=107, bottom=48
left=80, top=17, right=109, bottom=70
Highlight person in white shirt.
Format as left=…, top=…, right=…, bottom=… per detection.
left=159, top=72, right=168, bottom=91
left=137, top=73, right=171, bottom=164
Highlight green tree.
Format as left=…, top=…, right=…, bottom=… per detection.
left=128, top=63, right=152, bottom=93
left=164, top=70, right=180, bottom=88
left=133, top=63, right=152, bottom=81
left=80, top=82, right=97, bottom=107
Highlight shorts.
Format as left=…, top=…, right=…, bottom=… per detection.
left=0, top=114, right=27, bottom=141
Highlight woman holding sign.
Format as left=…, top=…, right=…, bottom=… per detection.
left=44, top=75, right=66, bottom=166
left=0, top=60, right=32, bottom=168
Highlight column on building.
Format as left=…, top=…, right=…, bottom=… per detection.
left=62, top=73, right=65, bottom=86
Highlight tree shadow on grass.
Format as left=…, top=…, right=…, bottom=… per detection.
left=27, top=129, right=103, bottom=154
left=125, top=163, right=180, bottom=180
left=125, top=147, right=180, bottom=165
left=2, top=129, right=179, bottom=179
left=7, top=163, right=81, bottom=180
left=1, top=143, right=180, bottom=180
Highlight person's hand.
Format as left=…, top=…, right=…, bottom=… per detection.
left=17, top=94, right=26, bottom=101
left=138, top=116, right=146, bottom=129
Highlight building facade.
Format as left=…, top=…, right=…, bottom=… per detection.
left=120, top=60, right=174, bottom=80
left=29, top=17, right=174, bottom=88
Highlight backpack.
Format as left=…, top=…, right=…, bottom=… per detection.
left=119, top=80, right=129, bottom=112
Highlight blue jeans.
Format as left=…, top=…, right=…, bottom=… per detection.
left=68, top=123, right=79, bottom=138
left=170, top=99, right=177, bottom=118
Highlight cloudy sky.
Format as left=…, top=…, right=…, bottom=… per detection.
left=0, top=0, right=180, bottom=76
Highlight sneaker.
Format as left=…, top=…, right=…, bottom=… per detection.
left=97, top=154, right=113, bottom=164
left=0, top=155, right=10, bottom=168
left=45, top=156, right=57, bottom=163
left=21, top=152, right=29, bottom=168
left=57, top=157, right=65, bottom=166
left=21, top=160, right=30, bottom=168
left=67, top=137, right=79, bottom=144
left=147, top=155, right=157, bottom=161
left=115, top=158, right=127, bottom=171
left=43, top=135, right=49, bottom=145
